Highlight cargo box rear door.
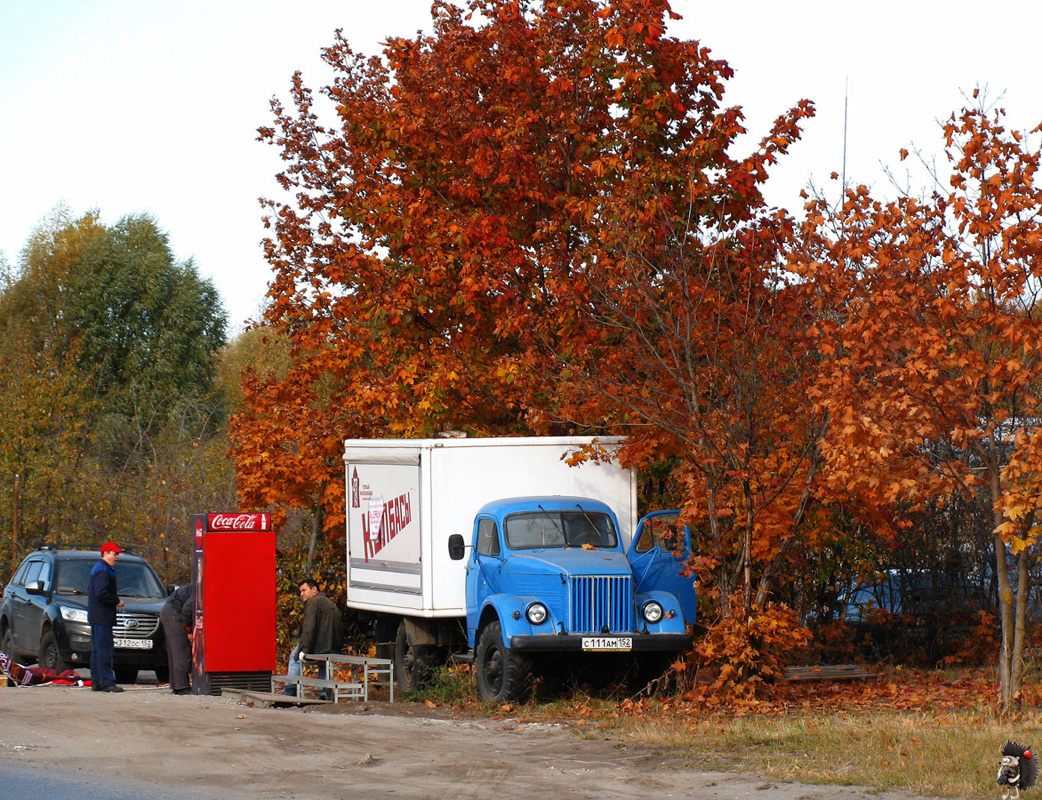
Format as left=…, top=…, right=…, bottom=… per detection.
left=345, top=452, right=423, bottom=611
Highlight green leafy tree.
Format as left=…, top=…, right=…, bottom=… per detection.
left=0, top=209, right=229, bottom=572
left=68, top=214, right=227, bottom=466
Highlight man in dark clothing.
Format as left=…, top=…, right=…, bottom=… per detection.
left=297, top=579, right=344, bottom=656
left=284, top=579, right=344, bottom=694
left=160, top=583, right=194, bottom=695
left=88, top=541, right=125, bottom=692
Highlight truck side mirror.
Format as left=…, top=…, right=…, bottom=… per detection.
left=447, top=534, right=466, bottom=561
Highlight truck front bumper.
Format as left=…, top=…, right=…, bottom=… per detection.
left=509, top=632, right=691, bottom=652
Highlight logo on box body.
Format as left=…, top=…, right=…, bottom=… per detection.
left=362, top=493, right=413, bottom=561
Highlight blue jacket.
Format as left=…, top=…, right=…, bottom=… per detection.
left=88, top=560, right=119, bottom=626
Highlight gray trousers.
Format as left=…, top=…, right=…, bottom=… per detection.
left=160, top=604, right=192, bottom=691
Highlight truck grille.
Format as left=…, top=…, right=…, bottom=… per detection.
left=569, top=576, right=635, bottom=633
left=114, top=612, right=160, bottom=639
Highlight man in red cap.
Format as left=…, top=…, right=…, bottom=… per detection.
left=89, top=542, right=125, bottom=692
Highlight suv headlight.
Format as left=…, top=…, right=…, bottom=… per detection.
left=60, top=606, right=89, bottom=623
left=641, top=601, right=664, bottom=624
left=525, top=602, right=548, bottom=625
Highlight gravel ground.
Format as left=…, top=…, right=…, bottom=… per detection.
left=0, top=682, right=936, bottom=800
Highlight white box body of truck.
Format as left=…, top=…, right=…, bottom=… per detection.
left=343, top=436, right=635, bottom=618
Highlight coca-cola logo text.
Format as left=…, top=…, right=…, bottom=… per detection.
left=207, top=513, right=271, bottom=532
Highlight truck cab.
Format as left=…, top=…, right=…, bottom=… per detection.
left=449, top=496, right=694, bottom=702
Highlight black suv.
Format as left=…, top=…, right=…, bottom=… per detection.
left=1, top=546, right=170, bottom=683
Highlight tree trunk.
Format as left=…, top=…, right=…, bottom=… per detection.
left=1012, top=548, right=1029, bottom=709
left=992, top=459, right=1027, bottom=715
left=995, top=529, right=1014, bottom=711
left=305, top=498, right=322, bottom=574
left=742, top=481, right=754, bottom=619
left=11, top=472, right=20, bottom=574
left=706, top=487, right=732, bottom=618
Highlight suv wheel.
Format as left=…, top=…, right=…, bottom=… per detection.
left=40, top=631, right=71, bottom=673
left=2, top=628, right=14, bottom=662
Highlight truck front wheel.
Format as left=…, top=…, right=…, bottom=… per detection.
left=476, top=621, right=532, bottom=704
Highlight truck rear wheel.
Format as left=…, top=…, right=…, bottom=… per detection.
left=476, top=621, right=532, bottom=704
left=394, top=622, right=432, bottom=694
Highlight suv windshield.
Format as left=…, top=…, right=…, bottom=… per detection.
left=55, top=559, right=166, bottom=598
left=504, top=510, right=617, bottom=550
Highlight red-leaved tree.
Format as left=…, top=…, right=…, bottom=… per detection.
left=792, top=100, right=1042, bottom=712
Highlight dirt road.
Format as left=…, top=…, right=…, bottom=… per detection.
left=0, top=684, right=931, bottom=800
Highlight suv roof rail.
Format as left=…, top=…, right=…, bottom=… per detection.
left=35, top=542, right=138, bottom=554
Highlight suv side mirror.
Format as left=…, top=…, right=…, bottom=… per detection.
left=25, top=579, right=47, bottom=596
left=447, top=534, right=466, bottom=561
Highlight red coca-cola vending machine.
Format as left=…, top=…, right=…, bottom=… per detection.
left=191, top=512, right=276, bottom=695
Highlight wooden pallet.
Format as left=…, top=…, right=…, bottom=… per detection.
left=784, top=664, right=879, bottom=682
left=221, top=688, right=331, bottom=707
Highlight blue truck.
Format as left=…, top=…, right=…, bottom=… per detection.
left=343, top=437, right=695, bottom=702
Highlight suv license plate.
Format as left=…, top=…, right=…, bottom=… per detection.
left=114, top=638, right=152, bottom=650
left=581, top=637, right=632, bottom=651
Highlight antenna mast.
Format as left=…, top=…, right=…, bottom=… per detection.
left=841, top=77, right=849, bottom=209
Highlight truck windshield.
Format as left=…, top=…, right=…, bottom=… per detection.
left=504, top=510, right=617, bottom=550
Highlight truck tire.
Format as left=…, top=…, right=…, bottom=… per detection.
left=39, top=631, right=71, bottom=673
left=394, top=622, right=432, bottom=694
left=475, top=620, right=532, bottom=704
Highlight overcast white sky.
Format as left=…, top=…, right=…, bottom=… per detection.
left=2, top=1, right=1039, bottom=331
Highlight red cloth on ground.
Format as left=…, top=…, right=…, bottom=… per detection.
left=1, top=650, right=81, bottom=685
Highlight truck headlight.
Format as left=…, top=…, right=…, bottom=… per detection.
left=60, top=606, right=89, bottom=623
left=641, top=601, right=664, bottom=624
left=526, top=602, right=548, bottom=625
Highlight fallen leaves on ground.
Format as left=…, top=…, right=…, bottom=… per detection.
left=618, top=668, right=1028, bottom=719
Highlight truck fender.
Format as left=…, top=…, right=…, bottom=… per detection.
left=635, top=589, right=688, bottom=635
left=401, top=617, right=439, bottom=646
left=479, top=595, right=557, bottom=647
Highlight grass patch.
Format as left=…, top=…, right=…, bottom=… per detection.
left=402, top=664, right=476, bottom=705
left=410, top=666, right=1042, bottom=798
left=601, top=708, right=1030, bottom=798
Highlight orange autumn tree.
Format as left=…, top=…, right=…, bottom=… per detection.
left=531, top=8, right=822, bottom=685
left=562, top=197, right=830, bottom=693
left=238, top=1, right=812, bottom=541
left=792, top=102, right=1042, bottom=713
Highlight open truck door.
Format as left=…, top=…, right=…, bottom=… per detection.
left=628, top=511, right=697, bottom=627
